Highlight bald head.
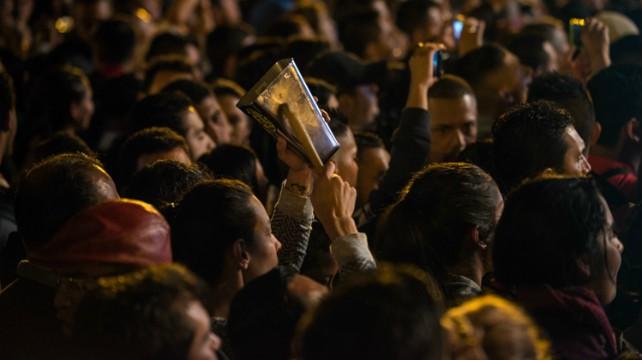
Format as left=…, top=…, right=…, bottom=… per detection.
left=15, top=153, right=119, bottom=251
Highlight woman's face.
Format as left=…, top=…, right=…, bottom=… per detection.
left=590, top=197, right=624, bottom=305
left=244, top=196, right=282, bottom=282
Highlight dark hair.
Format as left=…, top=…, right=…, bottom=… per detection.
left=26, top=66, right=91, bottom=134
left=117, top=127, right=190, bottom=188
left=129, top=92, right=194, bottom=135
left=329, top=116, right=350, bottom=140
left=528, top=72, right=595, bottom=148
left=31, top=131, right=95, bottom=163
left=299, top=264, right=443, bottom=360
left=451, top=44, right=509, bottom=89
left=587, top=64, right=642, bottom=148
left=206, top=25, right=253, bottom=79
left=199, top=144, right=259, bottom=191
left=125, top=160, right=210, bottom=212
left=146, top=32, right=191, bottom=62
left=458, top=138, right=497, bottom=180
left=0, top=71, right=15, bottom=130
left=162, top=79, right=212, bottom=105
left=306, top=77, right=337, bottom=110
left=376, top=163, right=500, bottom=286
left=143, top=58, right=194, bottom=93
left=337, top=10, right=382, bottom=58
left=15, top=153, right=114, bottom=248
left=492, top=100, right=573, bottom=192
left=507, top=33, right=552, bottom=75
left=493, top=176, right=607, bottom=288
left=396, top=0, right=441, bottom=36
left=171, top=180, right=257, bottom=286
left=93, top=19, right=135, bottom=65
left=428, top=75, right=475, bottom=100
left=611, top=35, right=642, bottom=66
left=212, top=79, right=246, bottom=98
left=354, top=132, right=384, bottom=154
left=74, top=263, right=208, bottom=360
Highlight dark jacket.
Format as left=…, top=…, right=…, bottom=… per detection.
left=507, top=285, right=618, bottom=360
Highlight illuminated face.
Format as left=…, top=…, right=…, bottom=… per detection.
left=356, top=146, right=389, bottom=207
left=561, top=126, right=591, bottom=176
left=429, top=94, right=478, bottom=162
left=182, top=107, right=215, bottom=160
left=199, top=95, right=231, bottom=145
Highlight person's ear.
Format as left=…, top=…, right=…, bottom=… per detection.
left=625, top=118, right=641, bottom=144
left=469, top=226, right=487, bottom=250
left=591, top=121, right=602, bottom=146
left=69, top=102, right=82, bottom=122
left=232, top=239, right=251, bottom=270
left=576, top=256, right=591, bottom=278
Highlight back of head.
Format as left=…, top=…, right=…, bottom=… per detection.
left=93, top=19, right=135, bottom=66
left=587, top=64, right=642, bottom=148
left=199, top=144, right=258, bottom=190
left=442, top=295, right=550, bottom=359
left=129, top=92, right=193, bottom=134
left=337, top=10, right=382, bottom=59
left=74, top=264, right=208, bottom=360
left=451, top=44, right=508, bottom=90
left=493, top=176, right=605, bottom=288
left=31, top=131, right=95, bottom=164
left=528, top=72, right=595, bottom=147
left=611, top=35, right=642, bottom=66
left=117, top=127, right=190, bottom=188
left=428, top=75, right=476, bottom=100
left=376, top=163, right=500, bottom=282
left=299, top=264, right=443, bottom=360
left=146, top=32, right=190, bottom=62
left=125, top=160, right=210, bottom=212
left=507, top=33, right=553, bottom=75
left=143, top=57, right=195, bottom=94
left=171, top=180, right=255, bottom=286
left=162, top=79, right=212, bottom=105
left=15, top=153, right=118, bottom=250
left=492, top=100, right=573, bottom=191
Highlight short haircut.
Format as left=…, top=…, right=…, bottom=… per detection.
left=587, top=64, right=642, bottom=148
left=117, top=127, right=189, bottom=188
left=199, top=144, right=259, bottom=190
left=171, top=180, right=257, bottom=286
left=128, top=92, right=194, bottom=135
left=206, top=25, right=253, bottom=79
left=329, top=117, right=350, bottom=140
left=492, top=100, right=573, bottom=192
left=0, top=71, right=15, bottom=130
left=93, top=19, right=135, bottom=65
left=611, top=35, right=642, bottom=66
left=143, top=57, right=194, bottom=93
left=507, top=33, right=552, bottom=74
left=396, top=0, right=441, bottom=36
left=146, top=32, right=191, bottom=62
left=212, top=79, right=246, bottom=98
left=337, top=10, right=382, bottom=58
left=528, top=72, right=595, bottom=147
left=125, top=160, right=210, bottom=212
left=15, top=153, right=114, bottom=248
left=299, top=264, right=443, bottom=360
left=162, top=79, right=213, bottom=105
left=354, top=132, right=384, bottom=155
left=74, top=264, right=208, bottom=360
left=451, top=44, right=509, bottom=89
left=32, top=131, right=95, bottom=163
left=428, top=75, right=475, bottom=100
left=493, top=176, right=608, bottom=288
left=376, top=163, right=500, bottom=289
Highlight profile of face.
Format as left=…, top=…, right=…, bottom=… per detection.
left=429, top=94, right=478, bottom=162
left=244, top=196, right=282, bottom=282
left=338, top=85, right=379, bottom=132
left=541, top=41, right=559, bottom=75
left=218, top=94, right=252, bottom=146
left=70, top=87, right=95, bottom=132
left=333, top=129, right=359, bottom=187
left=199, top=95, right=231, bottom=145
left=589, top=197, right=623, bottom=305
left=185, top=300, right=221, bottom=360
left=561, top=126, right=591, bottom=176
left=356, top=146, right=390, bottom=207
left=182, top=107, right=215, bottom=160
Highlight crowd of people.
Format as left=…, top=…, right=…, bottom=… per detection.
left=0, top=0, right=641, bottom=358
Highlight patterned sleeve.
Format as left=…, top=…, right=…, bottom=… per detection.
left=272, top=183, right=315, bottom=273
left=331, top=232, right=377, bottom=282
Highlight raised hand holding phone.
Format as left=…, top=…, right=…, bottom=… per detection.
left=407, top=42, right=446, bottom=110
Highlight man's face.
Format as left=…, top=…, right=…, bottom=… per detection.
left=182, top=107, right=215, bottom=160
left=429, top=94, right=478, bottom=162
left=338, top=85, right=379, bottom=132
left=199, top=95, right=231, bottom=145
left=418, top=6, right=445, bottom=42
left=333, top=129, right=359, bottom=187
left=245, top=195, right=282, bottom=282
left=356, top=146, right=390, bottom=206
left=185, top=301, right=221, bottom=360
left=486, top=52, right=529, bottom=116
left=562, top=126, right=591, bottom=176
left=218, top=94, right=252, bottom=145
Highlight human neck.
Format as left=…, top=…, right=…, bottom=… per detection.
left=448, top=254, right=484, bottom=286
left=209, top=271, right=244, bottom=319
